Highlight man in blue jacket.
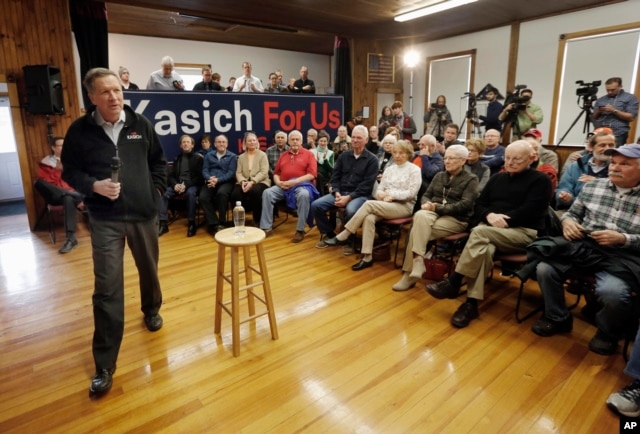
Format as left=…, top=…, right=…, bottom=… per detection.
left=199, top=135, right=237, bottom=234
left=62, top=68, right=167, bottom=397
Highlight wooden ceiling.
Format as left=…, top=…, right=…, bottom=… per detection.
left=105, top=0, right=622, bottom=55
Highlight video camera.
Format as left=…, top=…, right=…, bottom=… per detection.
left=575, top=80, right=600, bottom=97
left=464, top=92, right=476, bottom=108
left=430, top=102, right=448, bottom=119
left=504, top=84, right=530, bottom=111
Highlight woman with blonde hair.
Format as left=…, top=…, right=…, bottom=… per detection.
left=324, top=140, right=421, bottom=271
left=230, top=132, right=271, bottom=224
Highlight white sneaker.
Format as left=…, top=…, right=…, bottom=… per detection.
left=409, top=256, right=426, bottom=279
left=607, top=382, right=640, bottom=417
left=392, top=273, right=419, bottom=291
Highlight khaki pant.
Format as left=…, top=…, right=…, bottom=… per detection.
left=455, top=224, right=537, bottom=299
left=345, top=199, right=413, bottom=254
left=402, top=210, right=468, bottom=272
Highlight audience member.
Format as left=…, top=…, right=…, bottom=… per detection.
left=230, top=132, right=271, bottom=226
left=592, top=77, right=639, bottom=148
left=522, top=128, right=558, bottom=170
left=146, top=56, right=184, bottom=90
left=530, top=144, right=640, bottom=357
left=424, top=95, right=453, bottom=140
left=464, top=138, right=490, bottom=192
left=266, top=130, right=289, bottom=173
left=199, top=134, right=237, bottom=235
left=312, top=125, right=378, bottom=253
left=391, top=101, right=417, bottom=142
left=393, top=145, right=479, bottom=290
left=275, top=69, right=285, bottom=86
left=197, top=134, right=212, bottom=157
left=523, top=135, right=558, bottom=194
left=556, top=131, right=615, bottom=209
left=499, top=88, right=543, bottom=138
left=118, top=67, right=138, bottom=90
left=412, top=134, right=445, bottom=201
left=311, top=130, right=334, bottom=196
left=260, top=130, right=318, bottom=243
left=478, top=87, right=502, bottom=132
left=607, top=326, right=640, bottom=417
left=371, top=134, right=396, bottom=197
left=480, top=129, right=505, bottom=175
left=378, top=105, right=394, bottom=140
left=304, top=128, right=318, bottom=150
left=264, top=72, right=289, bottom=93
left=286, top=77, right=296, bottom=92
left=225, top=77, right=236, bottom=92
left=193, top=67, right=223, bottom=91
left=292, top=66, right=315, bottom=94
left=346, top=111, right=364, bottom=134
left=562, top=127, right=613, bottom=175
left=62, top=68, right=166, bottom=396
left=333, top=125, right=352, bottom=155
left=436, top=123, right=463, bottom=155
left=324, top=140, right=421, bottom=271
left=367, top=125, right=380, bottom=154
left=426, top=141, right=551, bottom=328
left=36, top=136, right=84, bottom=253
left=232, top=61, right=264, bottom=93
left=158, top=135, right=203, bottom=237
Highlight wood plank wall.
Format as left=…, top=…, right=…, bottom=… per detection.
left=0, top=0, right=81, bottom=228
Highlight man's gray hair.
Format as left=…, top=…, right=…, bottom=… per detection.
left=352, top=124, right=368, bottom=137
left=421, top=134, right=437, bottom=146
left=161, top=56, right=175, bottom=67
left=83, top=68, right=119, bottom=93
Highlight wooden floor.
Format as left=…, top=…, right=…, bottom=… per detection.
left=0, top=212, right=627, bottom=433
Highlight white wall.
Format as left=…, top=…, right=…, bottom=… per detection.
left=108, top=34, right=331, bottom=91
left=404, top=0, right=639, bottom=142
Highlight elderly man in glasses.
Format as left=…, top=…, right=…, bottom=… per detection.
left=426, top=140, right=552, bottom=328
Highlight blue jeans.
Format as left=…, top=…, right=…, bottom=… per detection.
left=158, top=185, right=199, bottom=221
left=625, top=327, right=640, bottom=378
left=310, top=193, right=368, bottom=235
left=260, top=185, right=311, bottom=232
left=537, top=262, right=634, bottom=338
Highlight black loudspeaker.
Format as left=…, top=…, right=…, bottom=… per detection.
left=23, top=65, right=65, bottom=115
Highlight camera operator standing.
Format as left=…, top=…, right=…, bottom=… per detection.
left=498, top=88, right=543, bottom=140
left=592, top=77, right=638, bottom=148
left=424, top=95, right=453, bottom=141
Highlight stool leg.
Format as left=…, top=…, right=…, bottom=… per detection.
left=214, top=243, right=225, bottom=334
left=231, top=246, right=241, bottom=357
left=243, top=245, right=256, bottom=316
left=256, top=244, right=278, bottom=340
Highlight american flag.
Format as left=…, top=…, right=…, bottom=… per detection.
left=368, top=54, right=395, bottom=83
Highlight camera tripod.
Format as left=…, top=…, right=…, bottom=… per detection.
left=557, top=98, right=593, bottom=146
left=461, top=107, right=482, bottom=138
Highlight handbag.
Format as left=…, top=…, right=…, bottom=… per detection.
left=422, top=248, right=454, bottom=281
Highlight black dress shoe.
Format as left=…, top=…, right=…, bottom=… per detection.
left=451, top=302, right=479, bottom=328
left=58, top=238, right=78, bottom=254
left=207, top=224, right=218, bottom=236
left=352, top=259, right=373, bottom=271
left=187, top=223, right=196, bottom=237
left=144, top=314, right=163, bottom=332
left=89, top=365, right=116, bottom=396
left=531, top=314, right=573, bottom=337
left=425, top=279, right=460, bottom=299
left=158, top=221, right=169, bottom=237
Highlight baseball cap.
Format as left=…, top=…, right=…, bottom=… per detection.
left=523, top=128, right=542, bottom=139
left=604, top=143, right=640, bottom=158
left=593, top=127, right=613, bottom=134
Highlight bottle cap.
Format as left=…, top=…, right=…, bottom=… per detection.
left=236, top=201, right=241, bottom=206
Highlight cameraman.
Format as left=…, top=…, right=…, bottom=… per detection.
left=424, top=95, right=453, bottom=140
left=592, top=77, right=638, bottom=148
left=479, top=87, right=503, bottom=132
left=498, top=88, right=543, bottom=138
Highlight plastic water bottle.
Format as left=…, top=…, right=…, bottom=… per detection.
left=233, top=201, right=245, bottom=236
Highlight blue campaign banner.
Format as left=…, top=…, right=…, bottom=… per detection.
left=124, top=91, right=344, bottom=161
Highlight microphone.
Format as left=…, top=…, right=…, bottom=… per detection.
left=111, top=156, right=121, bottom=183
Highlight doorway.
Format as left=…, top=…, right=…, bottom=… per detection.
left=0, top=94, right=24, bottom=201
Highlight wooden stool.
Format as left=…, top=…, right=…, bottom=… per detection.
left=214, top=227, right=278, bottom=356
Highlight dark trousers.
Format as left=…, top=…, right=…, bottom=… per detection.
left=90, top=217, right=162, bottom=370
left=199, top=182, right=233, bottom=226
left=229, top=182, right=268, bottom=224
left=35, top=179, right=83, bottom=236
left=158, top=185, right=199, bottom=221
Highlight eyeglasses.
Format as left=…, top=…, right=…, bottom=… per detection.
left=505, top=156, right=526, bottom=163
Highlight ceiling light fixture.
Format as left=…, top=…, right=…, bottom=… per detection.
left=394, top=0, right=478, bottom=22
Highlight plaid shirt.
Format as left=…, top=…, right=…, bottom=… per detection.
left=562, top=178, right=640, bottom=249
left=593, top=89, right=639, bottom=136
left=266, top=144, right=289, bottom=172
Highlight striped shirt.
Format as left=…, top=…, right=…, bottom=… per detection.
left=562, top=178, right=640, bottom=249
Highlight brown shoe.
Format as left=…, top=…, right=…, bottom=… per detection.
left=292, top=230, right=305, bottom=243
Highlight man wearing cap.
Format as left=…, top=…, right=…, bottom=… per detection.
left=592, top=77, right=638, bottom=148
left=522, top=128, right=558, bottom=171
left=530, top=144, right=640, bottom=357
left=556, top=131, right=615, bottom=209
